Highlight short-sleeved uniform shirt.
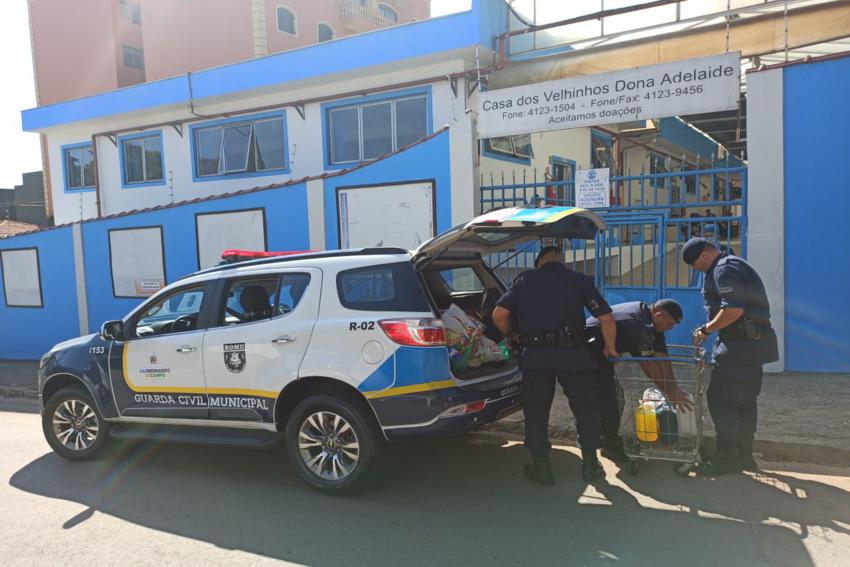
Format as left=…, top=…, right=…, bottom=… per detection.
left=703, top=253, right=772, bottom=365
left=496, top=262, right=612, bottom=371
left=586, top=301, right=667, bottom=358
left=703, top=253, right=770, bottom=321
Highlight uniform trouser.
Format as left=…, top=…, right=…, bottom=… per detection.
left=521, top=368, right=601, bottom=463
left=593, top=357, right=624, bottom=446
left=707, top=360, right=763, bottom=462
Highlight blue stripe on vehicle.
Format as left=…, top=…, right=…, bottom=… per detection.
left=357, top=354, right=395, bottom=393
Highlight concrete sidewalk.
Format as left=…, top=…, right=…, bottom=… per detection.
left=492, top=371, right=850, bottom=466
left=3, top=358, right=848, bottom=465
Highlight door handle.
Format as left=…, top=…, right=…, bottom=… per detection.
left=175, top=346, right=197, bottom=353
left=272, top=336, right=296, bottom=344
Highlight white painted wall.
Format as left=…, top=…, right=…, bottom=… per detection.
left=746, top=68, right=785, bottom=372
left=43, top=57, right=469, bottom=225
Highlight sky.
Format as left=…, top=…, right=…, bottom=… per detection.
left=0, top=1, right=41, bottom=189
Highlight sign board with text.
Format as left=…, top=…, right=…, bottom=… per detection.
left=478, top=52, right=740, bottom=138
left=575, top=168, right=610, bottom=209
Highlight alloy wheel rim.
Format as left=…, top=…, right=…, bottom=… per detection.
left=298, top=411, right=360, bottom=481
left=52, top=398, right=99, bottom=451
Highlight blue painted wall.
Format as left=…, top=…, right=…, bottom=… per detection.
left=323, top=130, right=453, bottom=249
left=0, top=227, right=81, bottom=359
left=784, top=55, right=850, bottom=373
left=82, top=184, right=309, bottom=332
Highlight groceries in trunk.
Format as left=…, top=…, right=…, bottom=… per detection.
left=442, top=303, right=511, bottom=372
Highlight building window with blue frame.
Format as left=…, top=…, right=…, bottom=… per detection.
left=121, top=132, right=164, bottom=186
left=193, top=114, right=287, bottom=179
left=327, top=93, right=427, bottom=165
left=62, top=143, right=95, bottom=191
left=591, top=131, right=613, bottom=169
left=277, top=6, right=296, bottom=35
left=482, top=134, right=533, bottom=163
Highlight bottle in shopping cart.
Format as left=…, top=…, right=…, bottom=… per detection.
left=635, top=401, right=659, bottom=442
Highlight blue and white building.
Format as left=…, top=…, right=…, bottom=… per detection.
left=4, top=0, right=850, bottom=373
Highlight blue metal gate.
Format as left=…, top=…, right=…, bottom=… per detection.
left=481, top=166, right=747, bottom=344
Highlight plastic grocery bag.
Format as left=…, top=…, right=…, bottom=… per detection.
left=676, top=397, right=699, bottom=436
left=443, top=304, right=482, bottom=372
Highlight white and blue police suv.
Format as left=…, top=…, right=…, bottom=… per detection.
left=38, top=206, right=604, bottom=492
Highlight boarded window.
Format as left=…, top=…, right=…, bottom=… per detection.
left=337, top=181, right=434, bottom=249
left=109, top=227, right=166, bottom=298
left=195, top=209, right=266, bottom=269
left=1, top=248, right=42, bottom=307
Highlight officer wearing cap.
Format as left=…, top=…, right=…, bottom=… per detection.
left=683, top=238, right=778, bottom=475
left=585, top=299, right=693, bottom=463
left=492, top=245, right=618, bottom=486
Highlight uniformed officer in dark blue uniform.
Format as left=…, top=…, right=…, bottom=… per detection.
left=585, top=299, right=692, bottom=462
left=492, top=245, right=618, bottom=486
left=683, top=238, right=778, bottom=475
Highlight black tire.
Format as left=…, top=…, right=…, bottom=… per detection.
left=626, top=459, right=639, bottom=476
left=285, top=395, right=381, bottom=494
left=42, top=386, right=110, bottom=461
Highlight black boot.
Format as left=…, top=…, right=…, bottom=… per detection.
left=524, top=459, right=555, bottom=486
left=600, top=436, right=629, bottom=464
left=694, top=454, right=742, bottom=477
left=738, top=452, right=759, bottom=473
left=582, top=460, right=604, bottom=482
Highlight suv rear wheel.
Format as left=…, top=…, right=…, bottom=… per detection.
left=42, top=386, right=110, bottom=461
left=285, top=395, right=380, bottom=493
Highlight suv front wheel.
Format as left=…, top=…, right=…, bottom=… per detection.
left=42, top=386, right=110, bottom=461
left=285, top=395, right=380, bottom=493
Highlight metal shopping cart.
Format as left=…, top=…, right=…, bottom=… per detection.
left=612, top=345, right=706, bottom=477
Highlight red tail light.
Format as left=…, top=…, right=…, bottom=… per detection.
left=379, top=318, right=446, bottom=347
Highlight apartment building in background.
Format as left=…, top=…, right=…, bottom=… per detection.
left=29, top=0, right=430, bottom=105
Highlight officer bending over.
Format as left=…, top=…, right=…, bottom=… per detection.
left=492, top=245, right=617, bottom=486
left=683, top=238, right=778, bottom=475
left=586, top=300, right=692, bottom=463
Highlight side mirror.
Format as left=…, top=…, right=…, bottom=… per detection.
left=100, top=320, right=124, bottom=341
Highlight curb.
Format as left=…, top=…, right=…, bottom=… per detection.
left=0, top=386, right=38, bottom=399
left=483, top=422, right=850, bottom=468
left=5, top=387, right=848, bottom=468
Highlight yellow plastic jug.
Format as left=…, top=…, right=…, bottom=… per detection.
left=635, top=402, right=659, bottom=442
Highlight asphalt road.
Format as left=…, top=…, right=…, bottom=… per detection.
left=2, top=397, right=849, bottom=567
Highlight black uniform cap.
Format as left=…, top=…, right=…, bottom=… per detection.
left=653, top=299, right=683, bottom=323
left=682, top=237, right=710, bottom=265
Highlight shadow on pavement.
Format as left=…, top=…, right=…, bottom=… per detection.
left=615, top=459, right=850, bottom=540
left=10, top=433, right=825, bottom=566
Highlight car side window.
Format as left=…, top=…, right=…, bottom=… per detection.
left=276, top=273, right=311, bottom=316
left=222, top=277, right=278, bottom=326
left=134, top=285, right=206, bottom=337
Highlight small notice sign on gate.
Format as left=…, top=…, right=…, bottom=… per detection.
left=575, top=168, right=610, bottom=209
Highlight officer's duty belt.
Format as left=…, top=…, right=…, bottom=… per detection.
left=719, top=317, right=771, bottom=341
left=516, top=329, right=584, bottom=348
